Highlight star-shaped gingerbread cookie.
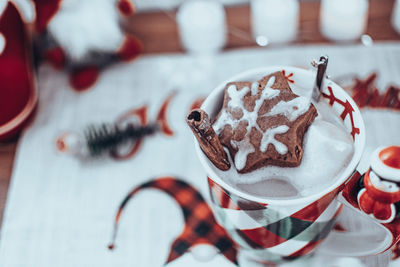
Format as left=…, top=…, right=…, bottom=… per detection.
left=212, top=71, right=317, bottom=173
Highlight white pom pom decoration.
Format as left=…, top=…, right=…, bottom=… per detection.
left=190, top=244, right=218, bottom=262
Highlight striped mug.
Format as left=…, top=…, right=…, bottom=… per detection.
left=194, top=67, right=400, bottom=265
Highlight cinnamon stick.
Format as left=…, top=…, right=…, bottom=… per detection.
left=186, top=109, right=230, bottom=171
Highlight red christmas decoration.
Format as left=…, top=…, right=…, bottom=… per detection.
left=342, top=146, right=400, bottom=258
left=111, top=91, right=176, bottom=159
left=55, top=91, right=176, bottom=160
left=0, top=2, right=37, bottom=140
left=69, top=66, right=100, bottom=92
left=33, top=0, right=142, bottom=91
left=350, top=73, right=400, bottom=110
left=358, top=146, right=400, bottom=223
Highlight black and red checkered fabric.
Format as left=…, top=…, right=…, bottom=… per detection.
left=109, top=176, right=238, bottom=265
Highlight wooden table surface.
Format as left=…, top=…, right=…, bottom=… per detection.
left=1, top=0, right=399, bottom=225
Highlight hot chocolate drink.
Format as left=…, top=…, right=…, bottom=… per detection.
left=187, top=71, right=354, bottom=199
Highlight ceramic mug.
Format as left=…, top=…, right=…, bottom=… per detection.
left=193, top=66, right=400, bottom=264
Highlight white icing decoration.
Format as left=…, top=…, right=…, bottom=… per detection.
left=213, top=108, right=237, bottom=134
left=260, top=125, right=289, bottom=154
left=259, top=77, right=279, bottom=99
left=214, top=76, right=291, bottom=171
left=266, top=96, right=310, bottom=121
left=231, top=136, right=255, bottom=171
left=251, top=82, right=259, bottom=96
left=227, top=84, right=249, bottom=110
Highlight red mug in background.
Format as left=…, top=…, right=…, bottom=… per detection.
left=194, top=67, right=400, bottom=265
left=0, top=1, right=37, bottom=141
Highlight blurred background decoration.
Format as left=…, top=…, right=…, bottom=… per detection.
left=33, top=0, right=142, bottom=91
left=320, top=0, right=369, bottom=42
left=133, top=0, right=248, bottom=11
left=0, top=0, right=37, bottom=141
left=393, top=0, right=400, bottom=33
left=176, top=0, right=227, bottom=53
left=123, top=0, right=400, bottom=54
left=251, top=0, right=299, bottom=46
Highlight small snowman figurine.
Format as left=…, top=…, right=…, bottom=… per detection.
left=357, top=146, right=400, bottom=223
